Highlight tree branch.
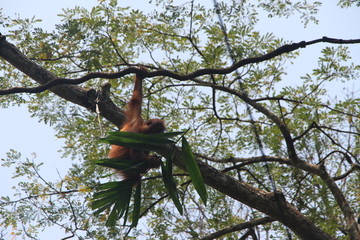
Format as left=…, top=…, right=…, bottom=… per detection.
left=317, top=164, right=360, bottom=239
left=333, top=164, right=360, bottom=181
left=201, top=217, right=274, bottom=240
left=157, top=146, right=336, bottom=240
left=0, top=35, right=125, bottom=126
left=1, top=36, right=359, bottom=95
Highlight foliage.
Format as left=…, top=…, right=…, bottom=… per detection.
left=92, top=131, right=206, bottom=227
left=1, top=0, right=360, bottom=239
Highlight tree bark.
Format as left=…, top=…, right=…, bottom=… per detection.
left=0, top=37, right=125, bottom=127
left=164, top=147, right=336, bottom=240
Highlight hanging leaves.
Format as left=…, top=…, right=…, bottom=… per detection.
left=92, top=180, right=134, bottom=227
left=161, top=155, right=183, bottom=215
left=182, top=137, right=208, bottom=204
left=99, top=131, right=180, bottom=152
left=92, top=131, right=207, bottom=227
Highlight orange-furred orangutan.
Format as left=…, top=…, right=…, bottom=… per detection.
left=108, top=68, right=165, bottom=180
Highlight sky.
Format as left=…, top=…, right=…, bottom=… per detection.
left=0, top=1, right=100, bottom=238
left=0, top=0, right=359, bottom=239
left=0, top=1, right=99, bottom=180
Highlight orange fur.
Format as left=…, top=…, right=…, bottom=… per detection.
left=108, top=68, right=165, bottom=180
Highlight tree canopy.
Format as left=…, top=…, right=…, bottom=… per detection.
left=1, top=0, right=360, bottom=239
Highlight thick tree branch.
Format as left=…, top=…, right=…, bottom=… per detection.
left=197, top=128, right=360, bottom=237
left=0, top=36, right=125, bottom=126
left=158, top=146, right=336, bottom=240
left=196, top=153, right=290, bottom=164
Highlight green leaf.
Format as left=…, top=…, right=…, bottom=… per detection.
left=93, top=158, right=145, bottom=175
left=132, top=182, right=142, bottom=227
left=91, top=180, right=135, bottom=227
left=182, top=136, right=207, bottom=205
left=161, top=160, right=183, bottom=215
left=106, top=186, right=132, bottom=227
left=99, top=131, right=183, bottom=152
left=96, top=180, right=134, bottom=192
left=122, top=199, right=131, bottom=226
left=152, top=131, right=185, bottom=139
left=92, top=195, right=120, bottom=214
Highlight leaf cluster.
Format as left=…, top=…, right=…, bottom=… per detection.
left=91, top=131, right=207, bottom=227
